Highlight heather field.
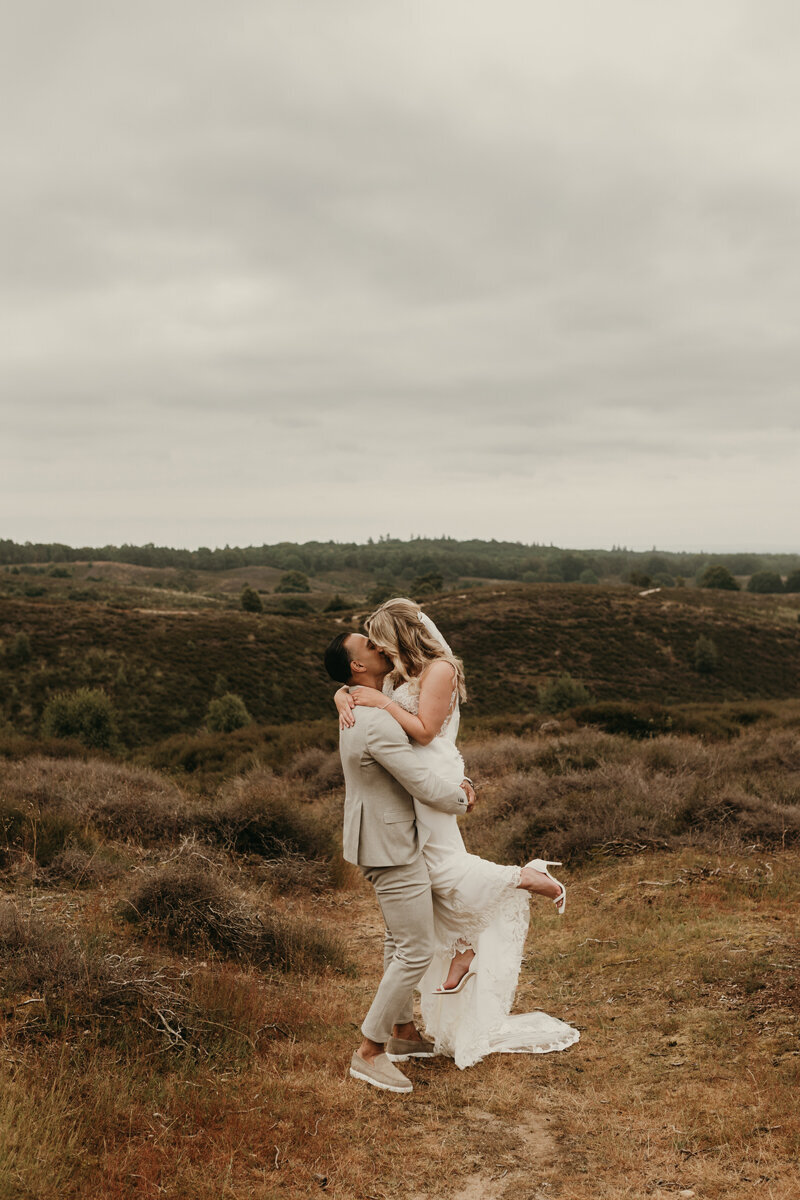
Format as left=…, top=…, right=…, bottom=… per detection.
left=1, top=580, right=799, bottom=747
left=2, top=712, right=799, bottom=1199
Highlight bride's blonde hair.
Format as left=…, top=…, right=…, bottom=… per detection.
left=365, top=597, right=467, bottom=702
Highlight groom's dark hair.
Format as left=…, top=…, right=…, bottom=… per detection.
left=324, top=632, right=354, bottom=684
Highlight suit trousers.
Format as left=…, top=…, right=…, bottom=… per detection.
left=359, top=855, right=435, bottom=1043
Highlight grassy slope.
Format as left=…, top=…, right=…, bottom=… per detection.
left=2, top=584, right=799, bottom=747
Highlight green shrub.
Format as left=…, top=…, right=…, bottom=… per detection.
left=694, top=635, right=719, bottom=674
left=571, top=702, right=674, bottom=739
left=412, top=573, right=443, bottom=596
left=40, top=688, right=117, bottom=750
left=277, top=596, right=312, bottom=614
left=537, top=673, right=591, bottom=713
left=367, top=583, right=394, bottom=605
left=5, top=632, right=32, bottom=665
left=205, top=692, right=251, bottom=733
left=700, top=565, right=739, bottom=591
left=323, top=594, right=350, bottom=612
left=579, top=569, right=599, bottom=584
left=275, top=570, right=310, bottom=593
left=747, top=571, right=784, bottom=594
left=784, top=570, right=800, bottom=593
left=240, top=584, right=263, bottom=612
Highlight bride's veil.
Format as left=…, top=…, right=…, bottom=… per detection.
left=417, top=609, right=453, bottom=655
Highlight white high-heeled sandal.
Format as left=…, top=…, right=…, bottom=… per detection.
left=432, top=969, right=476, bottom=996
left=525, top=859, right=566, bottom=914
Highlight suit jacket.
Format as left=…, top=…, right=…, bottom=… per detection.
left=339, top=706, right=469, bottom=867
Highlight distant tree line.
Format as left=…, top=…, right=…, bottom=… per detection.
left=1, top=537, right=798, bottom=588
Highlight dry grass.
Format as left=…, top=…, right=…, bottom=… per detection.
left=462, top=724, right=800, bottom=865
left=0, top=758, right=338, bottom=878
left=2, top=719, right=800, bottom=1198
left=0, top=756, right=185, bottom=850
left=2, top=848, right=799, bottom=1199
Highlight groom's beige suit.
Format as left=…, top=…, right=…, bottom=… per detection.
left=340, top=706, right=469, bottom=1043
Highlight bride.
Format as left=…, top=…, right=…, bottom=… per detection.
left=334, top=597, right=579, bottom=1070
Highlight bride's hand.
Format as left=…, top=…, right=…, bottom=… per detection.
left=334, top=687, right=356, bottom=730
left=350, top=686, right=389, bottom=709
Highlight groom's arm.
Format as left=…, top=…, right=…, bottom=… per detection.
left=366, top=711, right=470, bottom=816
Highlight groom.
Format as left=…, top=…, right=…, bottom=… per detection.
left=324, top=631, right=475, bottom=1095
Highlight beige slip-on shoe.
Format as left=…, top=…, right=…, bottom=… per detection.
left=385, top=1035, right=435, bottom=1062
left=349, top=1051, right=413, bottom=1093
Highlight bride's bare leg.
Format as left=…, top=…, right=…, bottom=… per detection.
left=442, top=946, right=476, bottom=991
left=517, top=864, right=562, bottom=900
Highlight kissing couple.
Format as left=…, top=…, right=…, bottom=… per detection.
left=324, top=598, right=578, bottom=1094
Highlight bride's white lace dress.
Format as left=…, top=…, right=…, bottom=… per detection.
left=384, top=672, right=579, bottom=1069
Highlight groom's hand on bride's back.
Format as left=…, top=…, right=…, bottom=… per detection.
left=461, top=779, right=476, bottom=812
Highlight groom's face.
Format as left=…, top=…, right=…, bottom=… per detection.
left=345, top=633, right=389, bottom=678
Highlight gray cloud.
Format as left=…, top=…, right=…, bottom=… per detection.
left=2, top=1, right=798, bottom=551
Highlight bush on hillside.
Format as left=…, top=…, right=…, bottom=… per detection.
left=277, top=596, right=312, bottom=614
left=700, top=565, right=739, bottom=591
left=46, top=843, right=121, bottom=887
left=240, top=584, right=263, bottom=612
left=40, top=688, right=117, bottom=750
left=286, top=746, right=344, bottom=795
left=367, top=583, right=395, bottom=605
left=747, top=571, right=784, bottom=594
left=205, top=693, right=251, bottom=733
left=537, top=673, right=592, bottom=713
left=275, top=570, right=310, bottom=593
left=124, top=861, right=350, bottom=974
left=5, top=632, right=32, bottom=665
left=0, top=757, right=186, bottom=851
left=322, top=594, right=350, bottom=612
left=202, top=769, right=337, bottom=861
left=694, top=635, right=719, bottom=674
left=0, top=800, right=96, bottom=870
left=784, top=570, right=800, bottom=593
left=464, top=724, right=800, bottom=866
left=0, top=902, right=276, bottom=1055
left=571, top=702, right=675, bottom=739
left=412, top=573, right=443, bottom=596
left=579, top=569, right=599, bottom=585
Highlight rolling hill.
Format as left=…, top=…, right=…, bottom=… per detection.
left=1, top=583, right=798, bottom=749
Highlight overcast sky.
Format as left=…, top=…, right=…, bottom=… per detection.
left=2, top=1, right=798, bottom=553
